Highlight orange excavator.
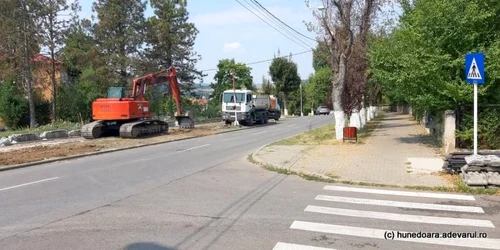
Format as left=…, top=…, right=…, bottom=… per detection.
left=81, top=66, right=194, bottom=139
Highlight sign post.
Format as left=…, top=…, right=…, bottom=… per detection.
left=465, top=53, right=485, bottom=155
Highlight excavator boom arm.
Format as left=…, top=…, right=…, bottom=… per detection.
left=131, top=66, right=184, bottom=116
left=166, top=67, right=184, bottom=116
left=131, top=66, right=193, bottom=128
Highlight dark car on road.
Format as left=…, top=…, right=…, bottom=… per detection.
left=315, top=106, right=330, bottom=115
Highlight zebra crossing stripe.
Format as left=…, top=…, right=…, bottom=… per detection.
left=290, top=221, right=500, bottom=249
left=273, top=242, right=336, bottom=250
left=305, top=205, right=494, bottom=228
left=315, top=195, right=484, bottom=213
left=323, top=185, right=475, bottom=200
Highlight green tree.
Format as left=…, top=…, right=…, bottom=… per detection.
left=312, top=42, right=330, bottom=72
left=306, top=68, right=332, bottom=109
left=268, top=56, right=301, bottom=115
left=0, top=81, right=29, bottom=129
left=368, top=0, right=500, bottom=148
left=369, top=0, right=500, bottom=118
left=210, top=58, right=254, bottom=102
left=142, top=0, right=203, bottom=94
left=91, top=0, right=147, bottom=87
left=39, top=0, right=70, bottom=121
left=260, top=75, right=275, bottom=95
left=0, top=0, right=44, bottom=128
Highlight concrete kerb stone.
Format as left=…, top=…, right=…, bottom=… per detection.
left=0, top=127, right=249, bottom=172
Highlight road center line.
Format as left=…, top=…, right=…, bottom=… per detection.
left=177, top=144, right=210, bottom=152
left=0, top=177, right=60, bottom=192
left=252, top=130, right=268, bottom=135
left=315, top=195, right=484, bottom=213
left=323, top=185, right=475, bottom=201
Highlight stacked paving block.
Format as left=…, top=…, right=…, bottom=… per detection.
left=460, top=155, right=500, bottom=186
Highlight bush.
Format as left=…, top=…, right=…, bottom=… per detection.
left=456, top=107, right=500, bottom=149
left=0, top=81, right=29, bottom=128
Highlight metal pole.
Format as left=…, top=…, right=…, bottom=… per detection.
left=232, top=71, right=239, bottom=126
left=300, top=83, right=303, bottom=116
left=474, top=83, right=478, bottom=155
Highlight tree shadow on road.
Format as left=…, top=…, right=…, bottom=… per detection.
left=125, top=242, right=177, bottom=250
left=395, top=134, right=441, bottom=148
left=378, top=123, right=412, bottom=129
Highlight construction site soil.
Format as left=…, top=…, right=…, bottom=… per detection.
left=0, top=124, right=239, bottom=166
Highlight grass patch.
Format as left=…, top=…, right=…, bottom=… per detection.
left=0, top=121, right=81, bottom=138
left=248, top=153, right=500, bottom=195
left=270, top=124, right=337, bottom=146
left=270, top=112, right=385, bottom=146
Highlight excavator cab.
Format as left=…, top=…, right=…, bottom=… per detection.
left=107, top=87, right=126, bottom=98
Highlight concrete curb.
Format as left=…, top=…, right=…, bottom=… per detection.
left=249, top=128, right=315, bottom=169
left=0, top=127, right=249, bottom=172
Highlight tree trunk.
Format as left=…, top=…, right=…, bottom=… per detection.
left=22, top=1, right=36, bottom=128
left=283, top=94, right=288, bottom=116
left=332, top=54, right=347, bottom=140
left=50, top=22, right=57, bottom=122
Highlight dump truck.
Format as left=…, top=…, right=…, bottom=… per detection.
left=221, top=89, right=281, bottom=125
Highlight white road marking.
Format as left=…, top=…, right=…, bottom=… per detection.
left=176, top=144, right=210, bottom=152
left=305, top=205, right=494, bottom=228
left=220, top=138, right=238, bottom=142
left=252, top=130, right=268, bottom=135
left=290, top=221, right=500, bottom=249
left=315, top=195, right=484, bottom=213
left=273, top=242, right=336, bottom=250
left=323, top=185, right=475, bottom=201
left=288, top=124, right=296, bottom=127
left=0, top=177, right=60, bottom=192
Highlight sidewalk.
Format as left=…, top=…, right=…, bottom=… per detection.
left=252, top=112, right=451, bottom=187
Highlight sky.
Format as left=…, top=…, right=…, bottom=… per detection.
left=75, top=0, right=401, bottom=86
left=76, top=0, right=323, bottom=85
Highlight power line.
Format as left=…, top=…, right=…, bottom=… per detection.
left=250, top=0, right=317, bottom=42
left=234, top=0, right=311, bottom=50
left=243, top=0, right=315, bottom=48
left=199, top=49, right=313, bottom=72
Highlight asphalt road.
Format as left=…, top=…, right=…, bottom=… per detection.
left=1, top=115, right=500, bottom=250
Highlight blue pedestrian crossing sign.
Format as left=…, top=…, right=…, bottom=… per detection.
left=465, top=53, right=485, bottom=84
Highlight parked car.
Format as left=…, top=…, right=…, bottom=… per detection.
left=315, top=106, right=330, bottom=115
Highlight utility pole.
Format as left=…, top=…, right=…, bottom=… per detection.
left=232, top=71, right=239, bottom=126
left=300, top=83, right=303, bottom=116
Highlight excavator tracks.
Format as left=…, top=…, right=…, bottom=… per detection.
left=81, top=120, right=105, bottom=139
left=119, top=120, right=168, bottom=138
left=81, top=119, right=168, bottom=139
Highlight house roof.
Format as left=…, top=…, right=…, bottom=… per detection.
left=0, top=53, right=62, bottom=65
left=31, top=54, right=62, bottom=65
left=190, top=98, right=208, bottom=105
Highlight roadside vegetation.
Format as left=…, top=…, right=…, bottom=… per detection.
left=271, top=123, right=336, bottom=146
left=270, top=113, right=384, bottom=146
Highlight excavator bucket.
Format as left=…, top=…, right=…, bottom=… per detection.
left=175, top=111, right=195, bottom=128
